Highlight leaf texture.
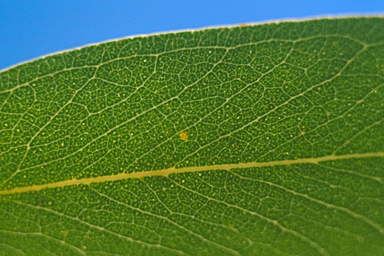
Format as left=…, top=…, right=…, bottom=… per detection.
left=1, top=17, right=384, bottom=256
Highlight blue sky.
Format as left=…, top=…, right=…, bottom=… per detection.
left=1, top=0, right=383, bottom=70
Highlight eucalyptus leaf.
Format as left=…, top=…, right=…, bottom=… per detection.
left=1, top=17, right=384, bottom=256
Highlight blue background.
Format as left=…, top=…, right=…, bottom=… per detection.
left=1, top=0, right=383, bottom=70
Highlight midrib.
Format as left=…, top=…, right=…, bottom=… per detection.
left=1, top=152, right=383, bottom=195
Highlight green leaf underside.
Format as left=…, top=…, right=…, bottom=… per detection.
left=1, top=17, right=384, bottom=256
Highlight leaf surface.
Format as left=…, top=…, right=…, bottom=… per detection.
left=1, top=17, right=384, bottom=256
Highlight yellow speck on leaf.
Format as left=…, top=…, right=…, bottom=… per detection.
left=180, top=132, right=188, bottom=141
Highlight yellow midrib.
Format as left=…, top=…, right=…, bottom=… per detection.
left=1, top=152, right=383, bottom=195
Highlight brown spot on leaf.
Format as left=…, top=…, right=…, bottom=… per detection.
left=180, top=132, right=188, bottom=141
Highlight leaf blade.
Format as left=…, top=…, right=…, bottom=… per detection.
left=1, top=17, right=384, bottom=255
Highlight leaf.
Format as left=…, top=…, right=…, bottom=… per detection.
left=1, top=17, right=384, bottom=256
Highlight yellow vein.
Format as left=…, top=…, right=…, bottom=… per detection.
left=1, top=151, right=383, bottom=195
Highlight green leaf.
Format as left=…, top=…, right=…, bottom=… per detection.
left=1, top=17, right=384, bottom=256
